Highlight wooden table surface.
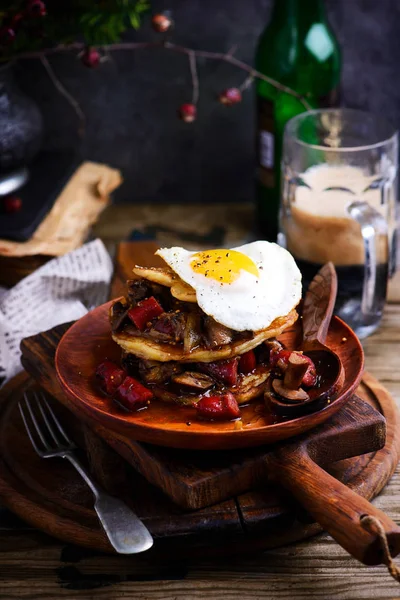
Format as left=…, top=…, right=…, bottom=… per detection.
left=2, top=203, right=400, bottom=599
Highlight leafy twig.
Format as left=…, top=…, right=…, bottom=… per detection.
left=19, top=40, right=312, bottom=111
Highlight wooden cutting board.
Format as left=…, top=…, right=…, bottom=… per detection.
left=0, top=366, right=398, bottom=557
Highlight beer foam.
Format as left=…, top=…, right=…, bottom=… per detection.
left=295, top=164, right=384, bottom=217
left=284, top=163, right=394, bottom=266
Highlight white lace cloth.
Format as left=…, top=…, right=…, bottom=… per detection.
left=0, top=239, right=113, bottom=384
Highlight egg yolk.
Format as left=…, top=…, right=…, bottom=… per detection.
left=190, top=249, right=259, bottom=283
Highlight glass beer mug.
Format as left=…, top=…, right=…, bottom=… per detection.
left=280, top=108, right=398, bottom=338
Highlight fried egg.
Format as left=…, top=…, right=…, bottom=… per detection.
left=156, top=241, right=301, bottom=332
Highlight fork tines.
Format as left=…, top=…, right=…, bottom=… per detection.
left=19, top=391, right=75, bottom=457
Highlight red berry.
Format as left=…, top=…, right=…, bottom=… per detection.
left=196, top=393, right=240, bottom=421
left=81, top=47, right=100, bottom=68
left=219, top=88, right=242, bottom=106
left=96, top=361, right=127, bottom=396
left=3, top=195, right=22, bottom=213
left=0, top=27, right=16, bottom=46
left=178, top=103, right=196, bottom=123
left=151, top=13, right=172, bottom=33
left=26, top=0, right=46, bottom=17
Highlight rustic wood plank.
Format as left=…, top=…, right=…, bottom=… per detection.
left=2, top=231, right=400, bottom=597
left=2, top=533, right=400, bottom=598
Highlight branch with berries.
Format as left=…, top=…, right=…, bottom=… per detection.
left=0, top=4, right=312, bottom=136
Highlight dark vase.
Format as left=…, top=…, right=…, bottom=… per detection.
left=0, top=63, right=43, bottom=173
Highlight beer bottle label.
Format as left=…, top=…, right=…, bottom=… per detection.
left=256, top=87, right=339, bottom=190
left=257, top=97, right=275, bottom=189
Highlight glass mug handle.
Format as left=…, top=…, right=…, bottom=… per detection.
left=346, top=200, right=389, bottom=318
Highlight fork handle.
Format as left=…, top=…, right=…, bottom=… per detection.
left=64, top=452, right=153, bottom=554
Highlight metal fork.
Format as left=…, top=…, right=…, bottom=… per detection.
left=19, top=390, right=153, bottom=554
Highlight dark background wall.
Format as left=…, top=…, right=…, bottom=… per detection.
left=14, top=0, right=400, bottom=205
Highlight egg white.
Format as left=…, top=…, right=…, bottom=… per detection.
left=156, top=241, right=302, bottom=332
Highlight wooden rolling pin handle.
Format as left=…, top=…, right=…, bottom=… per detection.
left=267, top=447, right=400, bottom=566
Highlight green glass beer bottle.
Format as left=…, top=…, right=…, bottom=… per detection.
left=255, top=0, right=341, bottom=241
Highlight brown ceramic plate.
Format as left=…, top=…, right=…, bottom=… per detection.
left=55, top=300, right=364, bottom=450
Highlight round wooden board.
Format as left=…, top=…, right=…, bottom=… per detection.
left=0, top=370, right=398, bottom=559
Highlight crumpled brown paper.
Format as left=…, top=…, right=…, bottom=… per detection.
left=0, top=162, right=122, bottom=257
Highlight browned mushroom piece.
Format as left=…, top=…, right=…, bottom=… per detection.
left=283, top=353, right=310, bottom=390
left=139, top=360, right=182, bottom=385
left=172, top=371, right=215, bottom=391
left=265, top=350, right=334, bottom=417
left=268, top=353, right=311, bottom=403
left=109, top=300, right=130, bottom=333
left=272, top=379, right=310, bottom=403
left=183, top=311, right=203, bottom=353
left=203, top=316, right=234, bottom=348
left=266, top=354, right=314, bottom=415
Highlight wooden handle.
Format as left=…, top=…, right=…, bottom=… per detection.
left=302, top=262, right=338, bottom=348
left=268, top=448, right=400, bottom=566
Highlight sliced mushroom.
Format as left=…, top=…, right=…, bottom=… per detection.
left=183, top=311, right=203, bottom=353
left=172, top=371, right=215, bottom=391
left=149, top=312, right=186, bottom=343
left=152, top=386, right=201, bottom=406
left=203, top=316, right=234, bottom=348
left=139, top=360, right=182, bottom=385
left=109, top=300, right=131, bottom=333
left=126, top=279, right=152, bottom=306
left=272, top=378, right=309, bottom=403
